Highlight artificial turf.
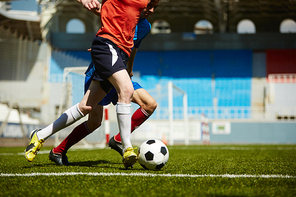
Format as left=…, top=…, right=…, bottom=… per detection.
left=0, top=145, right=295, bottom=196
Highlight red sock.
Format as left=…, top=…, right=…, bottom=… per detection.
left=53, top=122, right=90, bottom=154
left=114, top=108, right=150, bottom=142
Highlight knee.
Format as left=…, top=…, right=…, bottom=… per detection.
left=126, top=85, right=134, bottom=99
left=144, top=100, right=157, bottom=115
left=119, top=86, right=134, bottom=103
left=78, top=103, right=93, bottom=115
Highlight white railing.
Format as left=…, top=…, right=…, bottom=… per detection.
left=150, top=106, right=296, bottom=121
left=268, top=74, right=296, bottom=83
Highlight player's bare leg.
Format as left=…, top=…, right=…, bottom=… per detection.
left=108, top=69, right=137, bottom=169
left=132, top=88, right=157, bottom=115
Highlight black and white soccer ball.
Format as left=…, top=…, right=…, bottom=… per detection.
left=138, top=139, right=169, bottom=170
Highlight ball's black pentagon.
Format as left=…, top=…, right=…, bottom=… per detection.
left=138, top=147, right=141, bottom=154
left=144, top=151, right=154, bottom=161
left=146, top=140, right=156, bottom=145
left=160, top=146, right=167, bottom=156
left=156, top=163, right=165, bottom=170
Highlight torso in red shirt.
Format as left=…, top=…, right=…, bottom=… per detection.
left=96, top=0, right=148, bottom=56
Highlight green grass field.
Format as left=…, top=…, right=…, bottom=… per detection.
left=1, top=145, right=296, bottom=196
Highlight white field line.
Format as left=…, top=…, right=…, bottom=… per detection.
left=0, top=172, right=295, bottom=179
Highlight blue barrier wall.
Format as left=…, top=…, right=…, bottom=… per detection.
left=134, top=50, right=252, bottom=78
left=57, top=49, right=253, bottom=78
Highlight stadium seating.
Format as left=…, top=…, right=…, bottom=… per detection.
left=49, top=49, right=253, bottom=118
left=135, top=50, right=252, bottom=108
left=50, top=51, right=90, bottom=83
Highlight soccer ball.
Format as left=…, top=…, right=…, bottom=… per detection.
left=138, top=139, right=169, bottom=170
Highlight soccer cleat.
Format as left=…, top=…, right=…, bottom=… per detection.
left=49, top=149, right=71, bottom=166
left=122, top=147, right=138, bottom=169
left=108, top=136, right=123, bottom=156
left=24, top=129, right=44, bottom=162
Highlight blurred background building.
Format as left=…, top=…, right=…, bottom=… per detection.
left=0, top=0, right=296, bottom=145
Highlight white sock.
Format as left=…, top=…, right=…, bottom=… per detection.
left=116, top=102, right=132, bottom=153
left=37, top=103, right=84, bottom=140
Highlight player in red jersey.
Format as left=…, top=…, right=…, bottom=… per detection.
left=25, top=0, right=158, bottom=169
left=48, top=3, right=159, bottom=166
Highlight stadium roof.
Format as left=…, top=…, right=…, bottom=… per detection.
left=0, top=9, right=42, bottom=40
left=0, top=0, right=295, bottom=40
left=154, top=0, right=296, bottom=18
left=43, top=0, right=296, bottom=20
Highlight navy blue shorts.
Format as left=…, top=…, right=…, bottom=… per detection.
left=91, top=36, right=129, bottom=81
left=90, top=36, right=129, bottom=93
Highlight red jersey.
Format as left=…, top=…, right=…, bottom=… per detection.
left=96, top=0, right=148, bottom=56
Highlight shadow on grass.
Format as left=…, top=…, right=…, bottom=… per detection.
left=71, top=160, right=143, bottom=171
left=23, top=160, right=121, bottom=168
left=70, top=160, right=120, bottom=167
left=23, top=159, right=139, bottom=170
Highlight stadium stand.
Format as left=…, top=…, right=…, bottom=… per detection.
left=50, top=50, right=90, bottom=83
left=1, top=0, right=296, bottom=144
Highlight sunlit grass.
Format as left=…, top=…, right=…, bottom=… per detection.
left=0, top=145, right=295, bottom=196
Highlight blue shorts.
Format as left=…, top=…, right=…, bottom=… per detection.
left=84, top=62, right=142, bottom=106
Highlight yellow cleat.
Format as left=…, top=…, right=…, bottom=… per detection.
left=122, top=147, right=138, bottom=169
left=24, top=129, right=44, bottom=162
